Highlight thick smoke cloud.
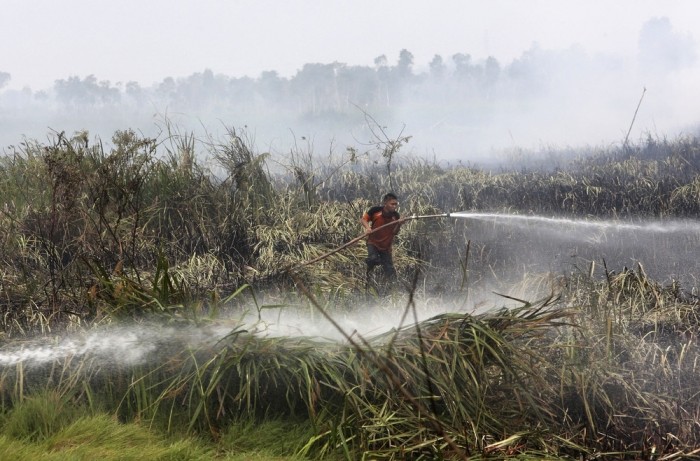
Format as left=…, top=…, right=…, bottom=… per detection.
left=0, top=17, right=698, bottom=166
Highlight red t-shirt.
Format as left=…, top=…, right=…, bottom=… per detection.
left=362, top=206, right=401, bottom=251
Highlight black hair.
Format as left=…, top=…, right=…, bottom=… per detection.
left=382, top=192, right=398, bottom=202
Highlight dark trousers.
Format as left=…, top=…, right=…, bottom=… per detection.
left=366, top=243, right=396, bottom=280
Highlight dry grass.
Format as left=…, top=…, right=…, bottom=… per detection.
left=2, top=128, right=700, bottom=457
left=2, top=272, right=700, bottom=459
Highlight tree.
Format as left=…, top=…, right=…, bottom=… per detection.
left=257, top=70, right=287, bottom=110
left=452, top=53, right=473, bottom=79
left=155, top=76, right=177, bottom=105
left=384, top=49, right=415, bottom=106
left=125, top=81, right=145, bottom=108
left=429, top=54, right=446, bottom=80
left=97, top=79, right=120, bottom=105
left=336, top=64, right=378, bottom=108
left=53, top=75, right=119, bottom=107
left=291, top=63, right=342, bottom=114
left=483, top=56, right=501, bottom=85
left=374, top=55, right=388, bottom=69
left=0, top=71, right=10, bottom=90
left=177, top=68, right=221, bottom=109
left=54, top=75, right=98, bottom=106
left=374, top=55, right=390, bottom=106
left=396, top=49, right=414, bottom=79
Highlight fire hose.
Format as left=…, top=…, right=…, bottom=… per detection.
left=290, top=212, right=451, bottom=271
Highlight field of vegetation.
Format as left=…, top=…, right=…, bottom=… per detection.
left=1, top=127, right=700, bottom=459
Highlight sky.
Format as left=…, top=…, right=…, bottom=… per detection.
left=1, top=0, right=698, bottom=91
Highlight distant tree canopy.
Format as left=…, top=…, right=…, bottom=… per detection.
left=31, top=48, right=510, bottom=115
left=2, top=16, right=697, bottom=157
left=0, top=71, right=10, bottom=89
left=7, top=42, right=662, bottom=122
left=0, top=44, right=654, bottom=155
left=54, top=75, right=121, bottom=106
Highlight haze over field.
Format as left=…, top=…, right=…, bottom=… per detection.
left=1, top=1, right=699, bottom=163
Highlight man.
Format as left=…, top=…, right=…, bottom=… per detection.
left=360, top=193, right=403, bottom=280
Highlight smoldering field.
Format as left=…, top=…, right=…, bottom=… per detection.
left=2, top=121, right=700, bottom=458
left=4, top=20, right=700, bottom=458
left=4, top=209, right=700, bottom=368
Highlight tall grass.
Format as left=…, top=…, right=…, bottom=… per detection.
left=0, top=391, right=286, bottom=460
left=2, top=275, right=700, bottom=458
left=2, top=127, right=700, bottom=458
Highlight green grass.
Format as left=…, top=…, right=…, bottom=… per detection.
left=0, top=392, right=327, bottom=460
left=4, top=281, right=699, bottom=459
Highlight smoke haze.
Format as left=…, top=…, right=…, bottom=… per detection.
left=1, top=13, right=698, bottom=165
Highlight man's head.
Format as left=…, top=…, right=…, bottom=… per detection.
left=382, top=193, right=399, bottom=213
left=382, top=193, right=398, bottom=203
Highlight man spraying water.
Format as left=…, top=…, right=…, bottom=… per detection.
left=360, top=193, right=403, bottom=281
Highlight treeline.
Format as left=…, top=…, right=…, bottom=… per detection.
left=0, top=46, right=600, bottom=117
